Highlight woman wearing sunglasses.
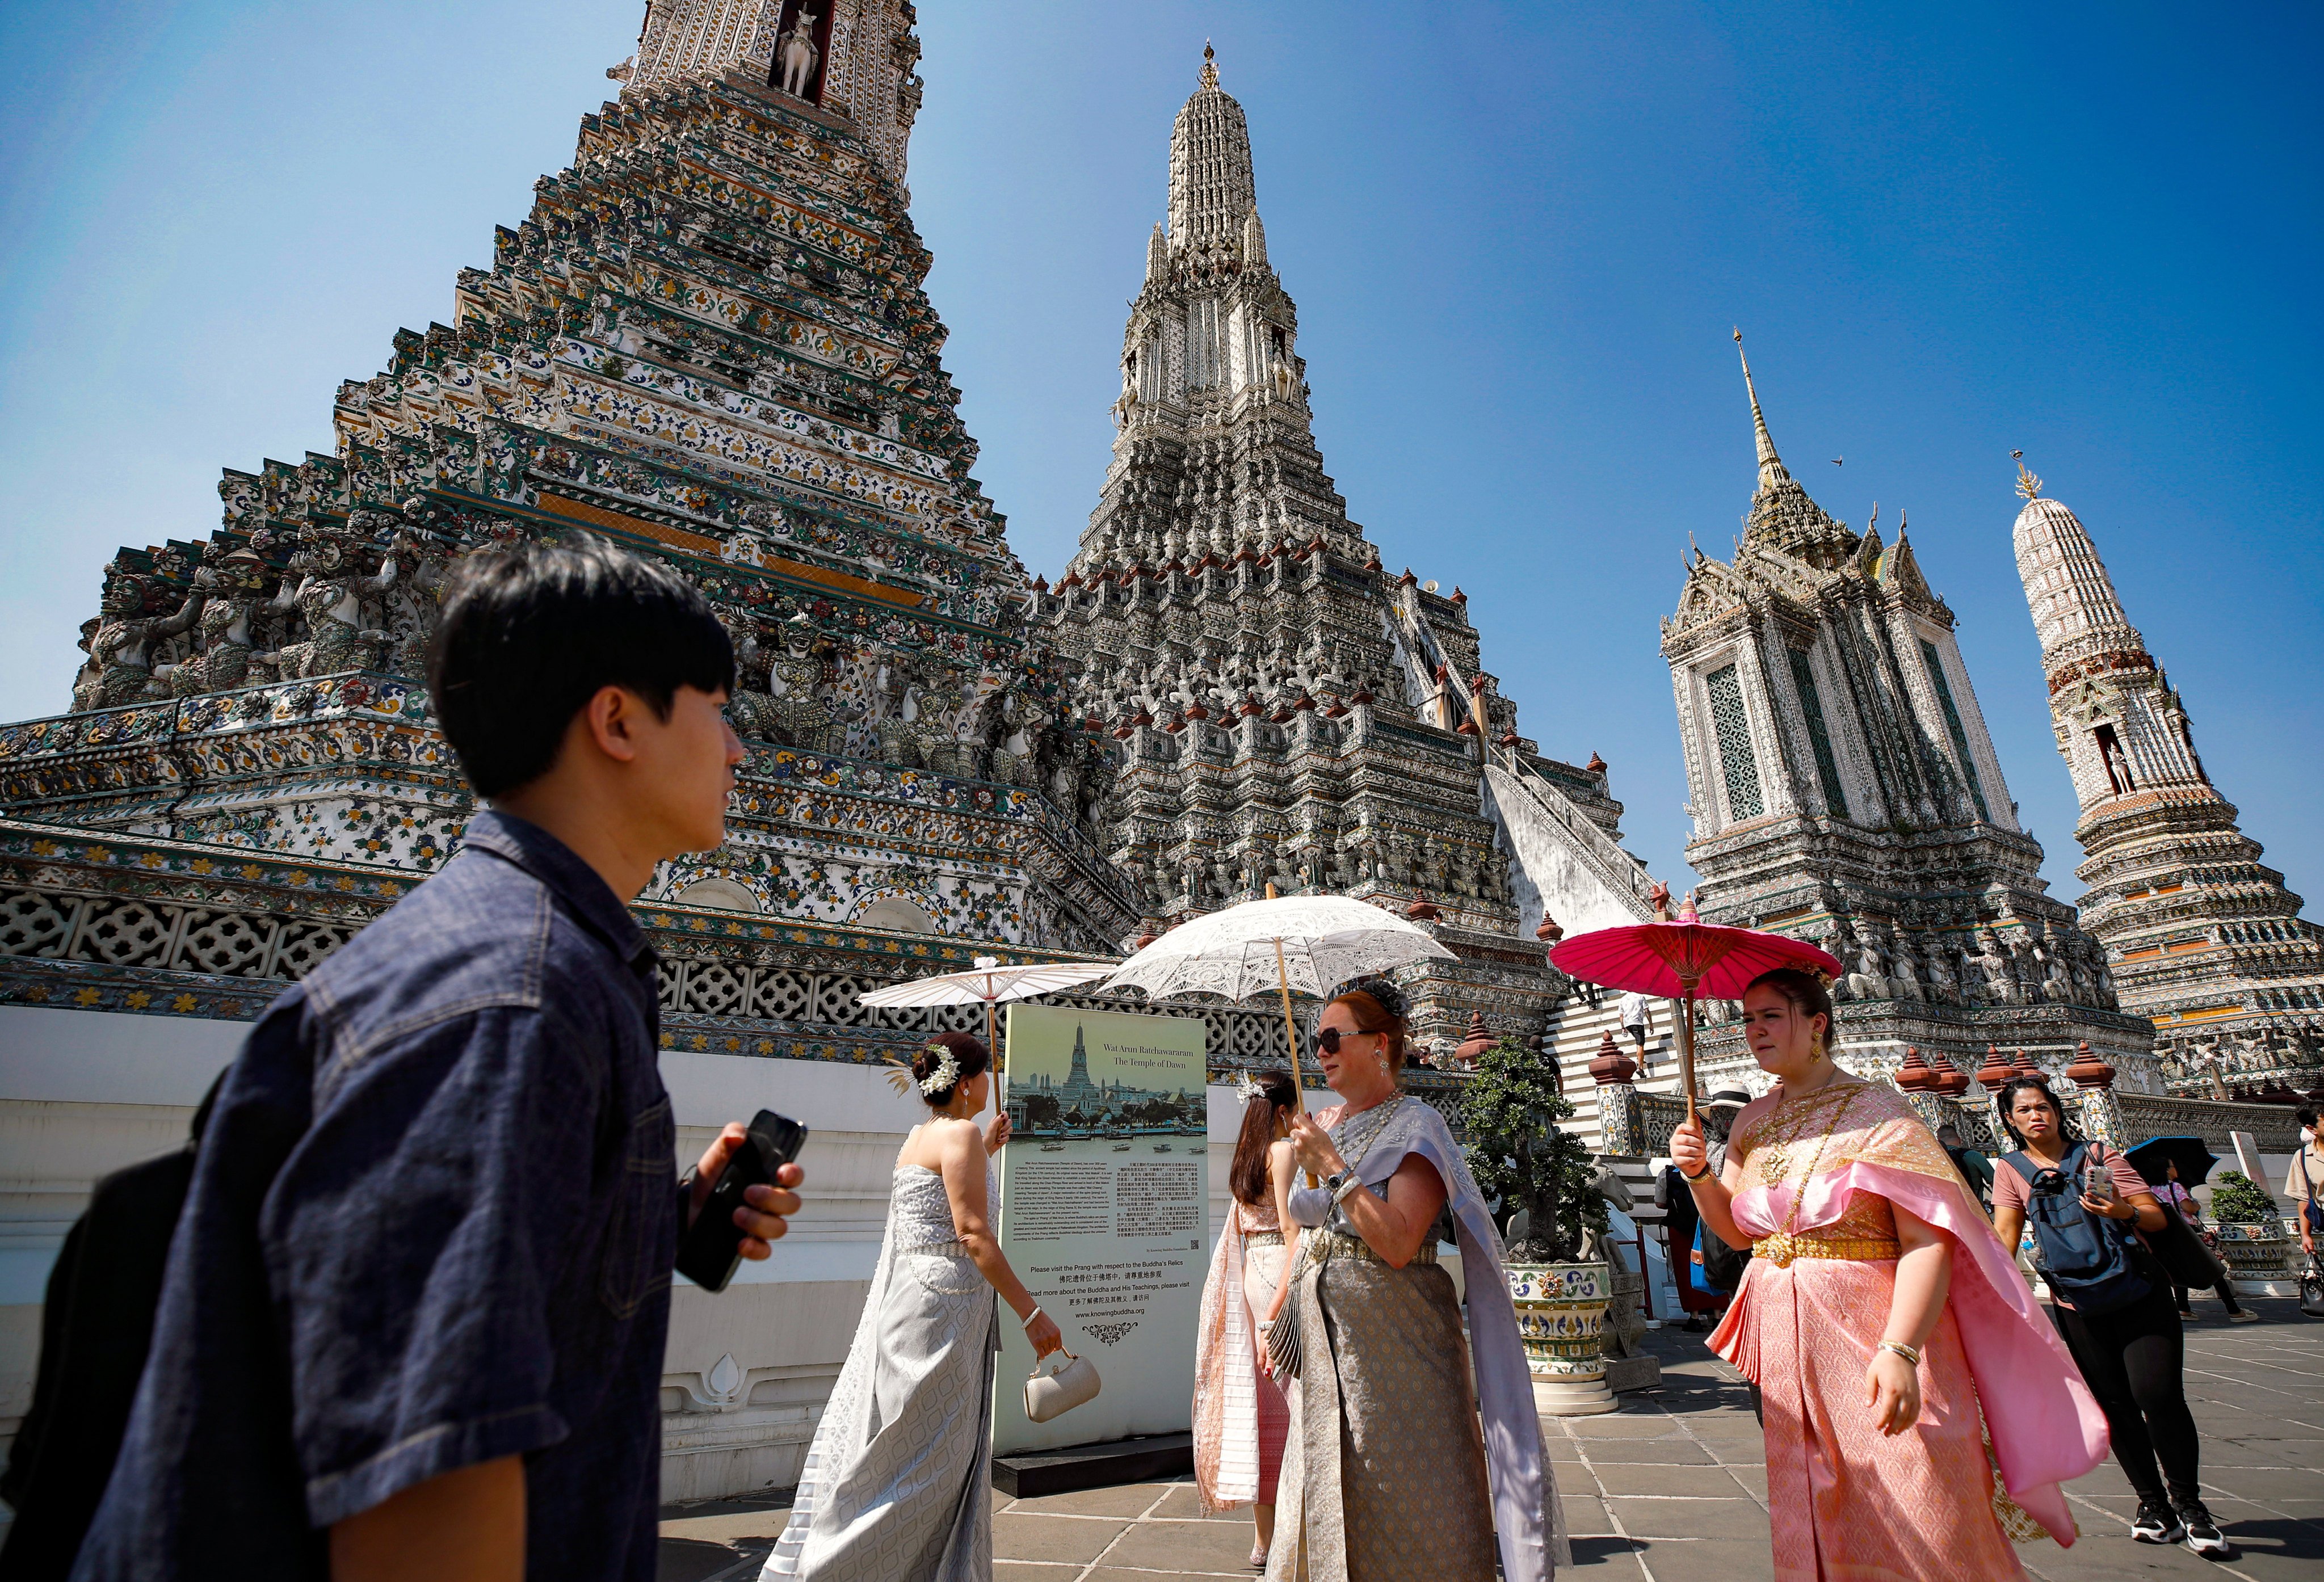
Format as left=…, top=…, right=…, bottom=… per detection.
left=1263, top=979, right=1560, bottom=1582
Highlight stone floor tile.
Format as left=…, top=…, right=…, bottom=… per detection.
left=1567, top=1413, right=1693, bottom=1438
left=1571, top=1438, right=1718, bottom=1465
left=1004, top=1482, right=1171, bottom=1517
left=1143, top=1483, right=1251, bottom=1522
left=1607, top=1496, right=1772, bottom=1542
left=1557, top=1493, right=1613, bottom=1535
left=2198, top=1466, right=2324, bottom=1500
left=1586, top=1461, right=1754, bottom=1497
left=997, top=1564, right=1087, bottom=1581
left=1625, top=1535, right=1782, bottom=1582
left=1562, top=1533, right=1650, bottom=1574
left=1100, top=1518, right=1270, bottom=1571
left=994, top=1510, right=1131, bottom=1564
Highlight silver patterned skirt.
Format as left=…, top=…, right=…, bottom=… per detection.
left=765, top=1166, right=1001, bottom=1581
left=1267, top=1233, right=1498, bottom=1581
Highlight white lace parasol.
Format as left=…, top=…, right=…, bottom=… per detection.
left=1101, top=895, right=1455, bottom=1003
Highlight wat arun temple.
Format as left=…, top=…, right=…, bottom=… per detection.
left=0, top=0, right=2315, bottom=1501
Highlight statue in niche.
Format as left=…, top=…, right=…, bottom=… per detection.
left=272, top=521, right=402, bottom=681
left=767, top=628, right=836, bottom=751
left=1884, top=928, right=1923, bottom=1003
left=1921, top=941, right=1960, bottom=1005
left=776, top=10, right=821, bottom=99
left=83, top=560, right=210, bottom=709
left=170, top=549, right=275, bottom=697
left=2008, top=931, right=2044, bottom=1003
left=1971, top=928, right=2018, bottom=1005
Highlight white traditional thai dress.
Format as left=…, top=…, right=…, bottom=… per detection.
left=764, top=1147, right=1000, bottom=1581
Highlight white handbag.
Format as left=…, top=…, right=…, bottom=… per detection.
left=1022, top=1350, right=1102, bottom=1423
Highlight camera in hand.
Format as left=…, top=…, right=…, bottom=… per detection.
left=676, top=1109, right=808, bottom=1293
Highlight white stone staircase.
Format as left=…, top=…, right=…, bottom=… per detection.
left=1541, top=994, right=1697, bottom=1153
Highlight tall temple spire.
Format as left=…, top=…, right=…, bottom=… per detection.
left=2011, top=471, right=2322, bottom=1095
left=1726, top=332, right=1855, bottom=565
left=1734, top=327, right=1790, bottom=489
left=1169, top=44, right=1257, bottom=250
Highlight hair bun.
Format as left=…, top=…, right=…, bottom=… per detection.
left=1343, top=975, right=1406, bottom=1023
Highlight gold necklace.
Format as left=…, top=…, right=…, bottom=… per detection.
left=1756, top=1080, right=1866, bottom=1239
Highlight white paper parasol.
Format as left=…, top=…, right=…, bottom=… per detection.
left=1101, top=893, right=1456, bottom=1120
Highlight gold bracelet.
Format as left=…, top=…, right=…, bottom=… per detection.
left=1681, top=1164, right=1715, bottom=1184
left=1875, top=1339, right=1921, bottom=1367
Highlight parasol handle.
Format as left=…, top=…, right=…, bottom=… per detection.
left=985, top=999, right=996, bottom=1118
left=1272, top=935, right=1319, bottom=1189
left=1677, top=975, right=1700, bottom=1130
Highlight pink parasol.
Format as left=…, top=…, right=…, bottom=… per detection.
left=1548, top=893, right=1842, bottom=1126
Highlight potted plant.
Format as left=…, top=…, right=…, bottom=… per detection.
left=2206, top=1169, right=2300, bottom=1296
left=1462, top=1037, right=1619, bottom=1414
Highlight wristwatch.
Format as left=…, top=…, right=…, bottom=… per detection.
left=1323, top=1169, right=1348, bottom=1197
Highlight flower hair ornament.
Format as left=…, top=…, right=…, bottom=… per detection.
left=882, top=1041, right=963, bottom=1100
left=917, top=1042, right=961, bottom=1097
left=1234, top=1070, right=1266, bottom=1102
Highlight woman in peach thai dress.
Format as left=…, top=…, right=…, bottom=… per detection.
left=1193, top=1070, right=1299, bottom=1568
left=1671, top=969, right=2110, bottom=1582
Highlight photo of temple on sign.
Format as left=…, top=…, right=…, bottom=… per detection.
left=1003, top=1008, right=1207, bottom=1141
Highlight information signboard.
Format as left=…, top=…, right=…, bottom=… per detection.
left=992, top=1002, right=1209, bottom=1454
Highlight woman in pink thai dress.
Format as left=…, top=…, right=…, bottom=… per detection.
left=1670, top=969, right=2109, bottom=1582
left=1194, top=1070, right=1298, bottom=1568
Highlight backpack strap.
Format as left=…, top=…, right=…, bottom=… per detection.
left=2001, top=1150, right=2043, bottom=1186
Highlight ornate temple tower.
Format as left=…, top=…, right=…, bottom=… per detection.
left=2012, top=465, right=2323, bottom=1093
left=1662, top=338, right=2154, bottom=1091
left=1035, top=48, right=1663, bottom=1057
left=4, top=0, right=1133, bottom=951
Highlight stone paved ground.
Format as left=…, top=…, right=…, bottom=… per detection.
left=658, top=1297, right=2324, bottom=1581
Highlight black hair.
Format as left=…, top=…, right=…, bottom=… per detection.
left=2299, top=1103, right=2320, bottom=1131
left=1744, top=967, right=1836, bottom=1049
left=426, top=534, right=734, bottom=797
left=1229, top=1071, right=1298, bottom=1205
left=1995, top=1077, right=2083, bottom=1150
left=914, top=1030, right=991, bottom=1109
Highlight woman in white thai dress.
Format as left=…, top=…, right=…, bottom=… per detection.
left=1195, top=1070, right=1300, bottom=1567
left=1270, top=980, right=1565, bottom=1582
left=765, top=1032, right=1063, bottom=1581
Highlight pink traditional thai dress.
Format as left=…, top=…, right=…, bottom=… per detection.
left=1193, top=1196, right=1291, bottom=1510
left=1709, top=1080, right=2109, bottom=1582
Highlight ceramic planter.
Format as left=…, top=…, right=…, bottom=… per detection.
left=2215, top=1219, right=2302, bottom=1298
left=1505, top=1260, right=1616, bottom=1415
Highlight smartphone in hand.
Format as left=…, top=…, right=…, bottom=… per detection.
left=676, top=1109, right=808, bottom=1293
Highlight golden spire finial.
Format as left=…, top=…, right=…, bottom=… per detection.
left=1200, top=40, right=1218, bottom=89
left=2012, top=449, right=2043, bottom=500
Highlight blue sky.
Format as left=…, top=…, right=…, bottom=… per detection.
left=2, top=1, right=2317, bottom=909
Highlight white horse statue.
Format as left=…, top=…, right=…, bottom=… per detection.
left=776, top=11, right=820, bottom=97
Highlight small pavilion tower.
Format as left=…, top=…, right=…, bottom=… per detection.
left=2011, top=464, right=2323, bottom=1093
left=1660, top=339, right=2153, bottom=1091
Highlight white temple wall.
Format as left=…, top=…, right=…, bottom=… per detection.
left=0, top=1006, right=928, bottom=1503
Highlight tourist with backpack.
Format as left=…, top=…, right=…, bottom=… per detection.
left=69, top=540, right=805, bottom=1582
left=1990, top=1078, right=2233, bottom=1560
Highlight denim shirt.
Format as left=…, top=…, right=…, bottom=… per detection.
left=76, top=811, right=677, bottom=1582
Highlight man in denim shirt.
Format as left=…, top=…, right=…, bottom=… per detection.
left=77, top=539, right=803, bottom=1581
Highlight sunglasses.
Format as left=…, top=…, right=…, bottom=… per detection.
left=1314, top=1027, right=1376, bottom=1054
